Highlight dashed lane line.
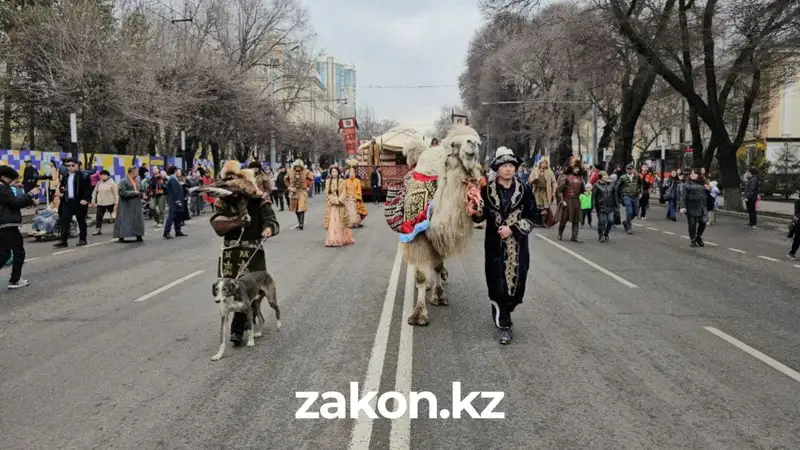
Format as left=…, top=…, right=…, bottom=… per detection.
left=705, top=242, right=718, bottom=247
left=632, top=223, right=643, bottom=227
left=795, top=264, right=800, bottom=268
left=758, top=255, right=780, bottom=262
left=535, top=233, right=638, bottom=288
left=680, top=236, right=690, bottom=240
left=133, top=270, right=205, bottom=303
left=663, top=231, right=676, bottom=236
left=51, top=249, right=76, bottom=256
left=646, top=227, right=660, bottom=231
left=24, top=257, right=40, bottom=263
left=703, top=326, right=800, bottom=384
left=728, top=248, right=747, bottom=254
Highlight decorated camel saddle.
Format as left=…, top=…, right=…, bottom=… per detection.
left=384, top=130, right=482, bottom=243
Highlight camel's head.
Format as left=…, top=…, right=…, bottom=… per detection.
left=442, top=125, right=482, bottom=179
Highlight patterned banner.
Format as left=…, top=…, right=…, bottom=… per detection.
left=341, top=118, right=358, bottom=156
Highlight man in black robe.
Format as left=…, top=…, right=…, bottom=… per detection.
left=472, top=147, right=538, bottom=344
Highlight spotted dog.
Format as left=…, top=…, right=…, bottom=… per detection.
left=210, top=271, right=280, bottom=361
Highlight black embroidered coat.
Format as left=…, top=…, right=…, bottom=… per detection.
left=473, top=178, right=538, bottom=306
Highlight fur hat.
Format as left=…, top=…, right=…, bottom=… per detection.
left=490, top=146, right=520, bottom=171
left=291, top=159, right=306, bottom=169
left=216, top=160, right=261, bottom=197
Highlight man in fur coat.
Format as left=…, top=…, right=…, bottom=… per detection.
left=208, top=161, right=280, bottom=346
left=285, top=159, right=314, bottom=229
left=472, top=147, right=538, bottom=345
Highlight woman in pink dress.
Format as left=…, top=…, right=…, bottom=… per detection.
left=323, top=166, right=354, bottom=247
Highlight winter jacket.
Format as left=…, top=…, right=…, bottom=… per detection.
left=592, top=180, right=617, bottom=213
left=744, top=174, right=760, bottom=201
left=679, top=181, right=707, bottom=217
left=0, top=181, right=35, bottom=228
left=616, top=173, right=643, bottom=198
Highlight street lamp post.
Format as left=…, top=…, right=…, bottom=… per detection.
left=69, top=113, right=78, bottom=161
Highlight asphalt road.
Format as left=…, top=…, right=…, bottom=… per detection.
left=1, top=196, right=799, bottom=449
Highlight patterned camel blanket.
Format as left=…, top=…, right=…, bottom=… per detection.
left=383, top=170, right=438, bottom=242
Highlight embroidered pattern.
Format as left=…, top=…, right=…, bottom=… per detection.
left=487, top=178, right=526, bottom=297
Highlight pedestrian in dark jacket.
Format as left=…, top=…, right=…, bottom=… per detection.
left=592, top=171, right=617, bottom=242
left=54, top=158, right=91, bottom=248
left=616, top=163, right=643, bottom=234
left=0, top=166, right=39, bottom=288
left=679, top=169, right=708, bottom=247
left=744, top=167, right=760, bottom=228
left=163, top=166, right=187, bottom=239
left=786, top=199, right=800, bottom=261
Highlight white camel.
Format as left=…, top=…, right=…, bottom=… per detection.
left=401, top=125, right=483, bottom=326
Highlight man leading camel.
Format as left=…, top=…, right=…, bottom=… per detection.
left=472, top=147, right=537, bottom=345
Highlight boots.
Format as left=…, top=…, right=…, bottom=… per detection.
left=557, top=223, right=566, bottom=240
left=298, top=212, right=305, bottom=230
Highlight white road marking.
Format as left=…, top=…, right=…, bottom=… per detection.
left=703, top=326, right=800, bottom=384
left=680, top=236, right=690, bottom=240
left=758, top=255, right=779, bottom=262
left=535, top=234, right=637, bottom=288
left=24, top=257, right=40, bottom=262
left=133, top=270, right=204, bottom=302
left=705, top=242, right=718, bottom=247
left=389, top=264, right=415, bottom=450
left=646, top=227, right=660, bottom=231
left=348, top=244, right=403, bottom=450
left=289, top=224, right=298, bottom=230
left=795, top=264, right=800, bottom=268
left=662, top=231, right=676, bottom=236
left=50, top=239, right=115, bottom=256
left=85, top=239, right=116, bottom=248
left=632, top=223, right=643, bottom=227
left=728, top=248, right=746, bottom=254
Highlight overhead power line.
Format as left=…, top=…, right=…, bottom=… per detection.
left=358, top=84, right=457, bottom=89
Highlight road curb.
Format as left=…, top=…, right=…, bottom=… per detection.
left=713, top=208, right=793, bottom=225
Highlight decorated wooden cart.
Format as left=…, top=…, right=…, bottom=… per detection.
left=351, top=127, right=427, bottom=201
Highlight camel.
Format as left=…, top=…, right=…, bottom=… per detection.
left=400, top=125, right=483, bottom=326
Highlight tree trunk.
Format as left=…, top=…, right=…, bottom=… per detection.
left=210, top=141, right=221, bottom=176
left=1, top=62, right=12, bottom=149
left=556, top=114, right=574, bottom=165
left=597, top=114, right=617, bottom=152
left=27, top=106, right=35, bottom=150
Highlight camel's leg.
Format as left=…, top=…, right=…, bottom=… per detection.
left=431, top=263, right=447, bottom=306
left=407, top=267, right=430, bottom=326
left=437, top=262, right=448, bottom=283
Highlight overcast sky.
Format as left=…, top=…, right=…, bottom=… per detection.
left=304, top=0, right=484, bottom=134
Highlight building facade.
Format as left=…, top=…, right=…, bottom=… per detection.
left=316, top=56, right=356, bottom=118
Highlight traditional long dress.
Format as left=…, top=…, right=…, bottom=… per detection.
left=323, top=177, right=354, bottom=247
left=114, top=177, right=146, bottom=239
left=345, top=176, right=367, bottom=227
left=472, top=178, right=537, bottom=328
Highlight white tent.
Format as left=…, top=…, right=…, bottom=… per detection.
left=358, top=126, right=426, bottom=152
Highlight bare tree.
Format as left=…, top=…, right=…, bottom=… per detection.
left=606, top=0, right=800, bottom=200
